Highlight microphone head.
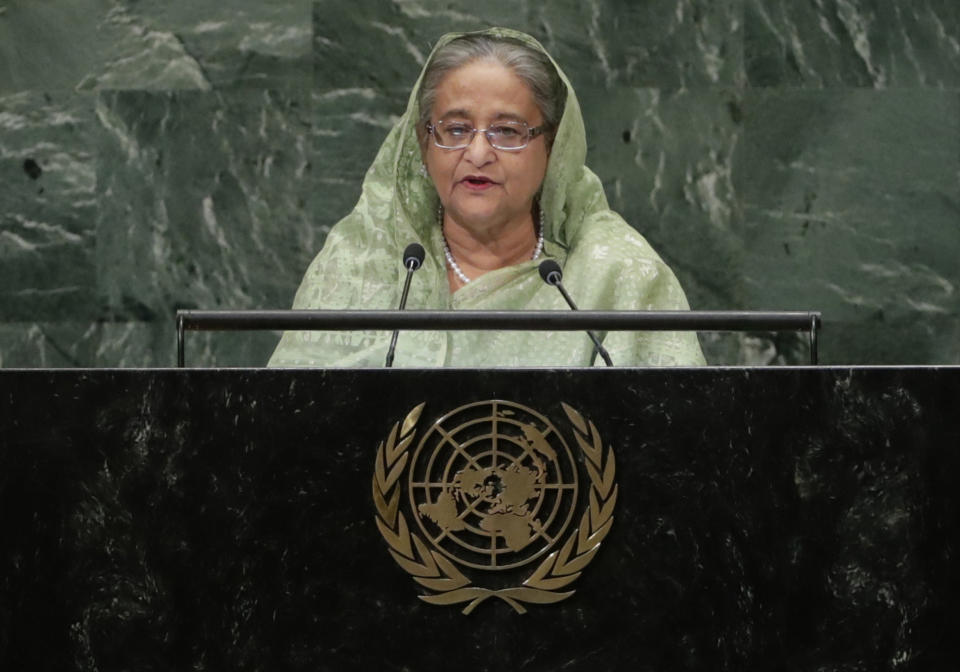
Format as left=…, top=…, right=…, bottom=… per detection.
left=538, top=259, right=562, bottom=285
left=403, top=242, right=425, bottom=270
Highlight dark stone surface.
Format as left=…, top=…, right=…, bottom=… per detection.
left=1, top=367, right=958, bottom=670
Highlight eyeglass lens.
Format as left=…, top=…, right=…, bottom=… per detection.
left=433, top=121, right=529, bottom=149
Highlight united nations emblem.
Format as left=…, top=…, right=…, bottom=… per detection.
left=372, top=400, right=617, bottom=614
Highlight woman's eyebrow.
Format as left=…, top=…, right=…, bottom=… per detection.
left=436, top=110, right=531, bottom=123
left=492, top=112, right=527, bottom=122
left=437, top=108, right=471, bottom=120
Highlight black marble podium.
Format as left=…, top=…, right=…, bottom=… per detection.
left=1, top=368, right=958, bottom=671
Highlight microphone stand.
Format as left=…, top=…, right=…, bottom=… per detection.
left=539, top=261, right=614, bottom=367
left=385, top=243, right=425, bottom=368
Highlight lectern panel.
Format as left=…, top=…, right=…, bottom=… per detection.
left=1, top=368, right=957, bottom=670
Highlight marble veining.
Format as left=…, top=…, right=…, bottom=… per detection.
left=745, top=0, right=960, bottom=87
left=0, top=0, right=958, bottom=367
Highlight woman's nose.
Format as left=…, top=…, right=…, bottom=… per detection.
left=463, top=130, right=495, bottom=163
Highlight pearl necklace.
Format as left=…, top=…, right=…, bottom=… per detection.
left=439, top=205, right=545, bottom=285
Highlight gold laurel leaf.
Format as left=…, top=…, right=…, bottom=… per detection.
left=585, top=460, right=603, bottom=493
left=384, top=421, right=399, bottom=456
left=396, top=512, right=412, bottom=547
left=556, top=545, right=599, bottom=576
left=589, top=488, right=602, bottom=530
left=395, top=431, right=415, bottom=458
left=390, top=548, right=436, bottom=577
left=411, top=534, right=438, bottom=575
left=401, top=402, right=425, bottom=438
left=415, top=576, right=472, bottom=591
left=372, top=478, right=399, bottom=526
left=386, top=423, right=408, bottom=464
left=524, top=572, right=580, bottom=591
left=561, top=402, right=588, bottom=435
left=385, top=485, right=400, bottom=526
left=525, top=550, right=559, bottom=585
left=583, top=516, right=614, bottom=550
left=555, top=532, right=577, bottom=569
left=431, top=550, right=470, bottom=586
left=376, top=512, right=413, bottom=558
left=376, top=517, right=410, bottom=559
left=419, top=587, right=490, bottom=606
left=374, top=441, right=387, bottom=489
left=574, top=431, right=600, bottom=469
left=587, top=420, right=603, bottom=460
left=600, top=451, right=616, bottom=496
left=577, top=509, right=592, bottom=549
left=598, top=485, right=618, bottom=524
left=383, top=452, right=408, bottom=492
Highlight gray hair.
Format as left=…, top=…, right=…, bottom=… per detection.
left=417, top=34, right=565, bottom=141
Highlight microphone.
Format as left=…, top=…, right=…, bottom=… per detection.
left=402, top=243, right=425, bottom=271
left=538, top=260, right=614, bottom=367
left=385, top=243, right=426, bottom=367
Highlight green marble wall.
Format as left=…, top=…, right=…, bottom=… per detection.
left=1, top=0, right=957, bottom=367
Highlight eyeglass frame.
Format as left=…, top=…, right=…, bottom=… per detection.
left=425, top=119, right=547, bottom=151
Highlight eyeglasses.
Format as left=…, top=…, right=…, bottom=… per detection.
left=426, top=119, right=546, bottom=151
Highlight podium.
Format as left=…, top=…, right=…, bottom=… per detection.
left=1, top=367, right=958, bottom=670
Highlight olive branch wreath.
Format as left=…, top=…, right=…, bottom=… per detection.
left=372, top=401, right=617, bottom=615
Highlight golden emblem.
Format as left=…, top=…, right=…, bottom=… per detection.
left=372, top=400, right=617, bottom=614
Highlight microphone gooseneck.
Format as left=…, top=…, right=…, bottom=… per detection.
left=385, top=243, right=426, bottom=368
left=537, top=260, right=614, bottom=367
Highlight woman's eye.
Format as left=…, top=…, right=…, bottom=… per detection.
left=446, top=124, right=471, bottom=136
left=492, top=125, right=520, bottom=137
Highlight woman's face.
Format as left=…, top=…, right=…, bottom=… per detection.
left=423, top=59, right=549, bottom=235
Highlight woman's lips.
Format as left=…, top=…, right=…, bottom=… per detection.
left=459, top=175, right=498, bottom=191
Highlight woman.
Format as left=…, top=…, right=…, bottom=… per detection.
left=269, top=28, right=705, bottom=367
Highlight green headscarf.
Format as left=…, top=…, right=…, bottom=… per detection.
left=269, top=28, right=705, bottom=367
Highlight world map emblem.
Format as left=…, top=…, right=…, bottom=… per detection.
left=372, top=400, right=618, bottom=614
